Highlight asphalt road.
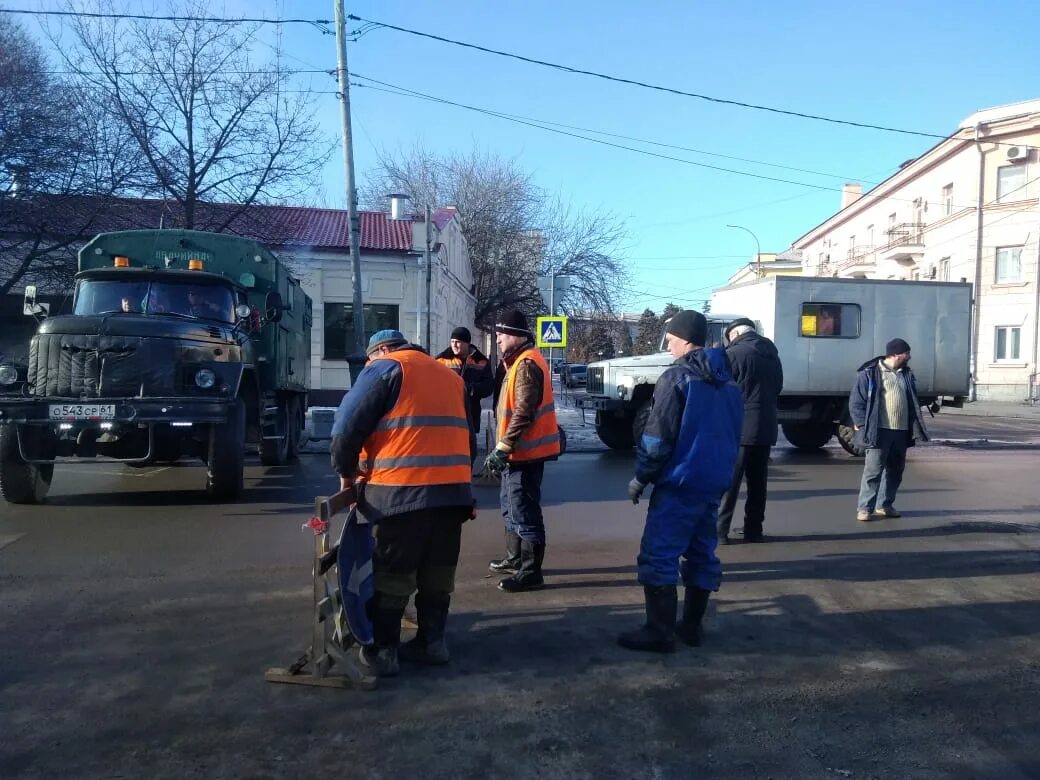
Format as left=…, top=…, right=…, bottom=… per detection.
left=1, top=427, right=1039, bottom=779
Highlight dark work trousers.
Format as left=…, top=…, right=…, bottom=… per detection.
left=500, top=461, right=546, bottom=544
left=717, top=444, right=771, bottom=539
left=370, top=507, right=466, bottom=626
left=857, top=428, right=910, bottom=512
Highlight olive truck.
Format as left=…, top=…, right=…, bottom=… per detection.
left=0, top=230, right=311, bottom=504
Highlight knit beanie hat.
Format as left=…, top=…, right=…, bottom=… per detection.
left=495, top=309, right=531, bottom=338
left=885, top=338, right=911, bottom=356
left=367, top=329, right=407, bottom=356
left=724, top=317, right=757, bottom=337
left=665, top=310, right=709, bottom=346
left=450, top=326, right=472, bottom=343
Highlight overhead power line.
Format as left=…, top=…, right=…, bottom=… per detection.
left=0, top=7, right=333, bottom=31
left=347, top=14, right=950, bottom=141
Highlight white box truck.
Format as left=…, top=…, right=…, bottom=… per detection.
left=578, top=277, right=972, bottom=454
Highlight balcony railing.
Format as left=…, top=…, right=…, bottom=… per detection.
left=884, top=222, right=925, bottom=247
left=838, top=246, right=877, bottom=271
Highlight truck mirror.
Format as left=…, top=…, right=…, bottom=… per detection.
left=265, top=291, right=283, bottom=323
left=23, top=285, right=49, bottom=319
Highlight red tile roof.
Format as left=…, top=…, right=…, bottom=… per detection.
left=8, top=195, right=419, bottom=253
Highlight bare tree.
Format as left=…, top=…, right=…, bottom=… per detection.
left=363, top=144, right=628, bottom=332
left=52, top=0, right=332, bottom=231
left=0, top=15, right=143, bottom=295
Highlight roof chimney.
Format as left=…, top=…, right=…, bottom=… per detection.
left=841, top=183, right=862, bottom=210
left=389, top=193, right=411, bottom=221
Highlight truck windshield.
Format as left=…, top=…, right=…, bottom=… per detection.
left=74, top=280, right=236, bottom=323
left=656, top=320, right=730, bottom=350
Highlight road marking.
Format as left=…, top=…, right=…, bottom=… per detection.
left=0, top=533, right=26, bottom=552
left=95, top=466, right=173, bottom=478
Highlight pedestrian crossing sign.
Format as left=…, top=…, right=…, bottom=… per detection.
left=536, top=316, right=567, bottom=348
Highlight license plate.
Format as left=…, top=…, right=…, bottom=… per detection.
left=49, top=404, right=116, bottom=420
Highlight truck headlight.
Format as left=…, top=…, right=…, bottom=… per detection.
left=195, top=368, right=216, bottom=389
left=0, top=364, right=18, bottom=386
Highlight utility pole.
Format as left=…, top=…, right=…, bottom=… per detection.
left=548, top=273, right=555, bottom=367
left=334, top=0, right=366, bottom=356
left=425, top=204, right=433, bottom=348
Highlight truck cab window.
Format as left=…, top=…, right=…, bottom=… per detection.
left=800, top=303, right=860, bottom=338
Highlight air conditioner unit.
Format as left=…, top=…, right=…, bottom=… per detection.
left=1006, top=145, right=1030, bottom=162
left=927, top=265, right=937, bottom=279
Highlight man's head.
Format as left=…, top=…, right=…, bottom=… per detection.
left=367, top=329, right=407, bottom=357
left=495, top=310, right=531, bottom=354
left=664, top=310, right=708, bottom=358
left=884, top=338, right=911, bottom=369
left=450, top=326, right=472, bottom=357
left=724, top=317, right=756, bottom=345
left=121, top=297, right=134, bottom=313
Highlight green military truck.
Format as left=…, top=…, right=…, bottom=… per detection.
left=0, top=229, right=312, bottom=503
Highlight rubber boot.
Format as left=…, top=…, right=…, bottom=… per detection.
left=675, top=587, right=711, bottom=647
left=489, top=529, right=522, bottom=574
left=399, top=594, right=451, bottom=665
left=358, top=606, right=403, bottom=677
left=617, top=585, right=677, bottom=653
left=498, top=540, right=545, bottom=592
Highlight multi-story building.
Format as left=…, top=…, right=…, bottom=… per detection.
left=790, top=99, right=1040, bottom=401
left=726, top=250, right=803, bottom=286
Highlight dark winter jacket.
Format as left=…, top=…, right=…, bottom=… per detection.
left=635, top=347, right=744, bottom=496
left=725, top=330, right=784, bottom=446
left=848, top=356, right=930, bottom=449
left=435, top=345, right=494, bottom=432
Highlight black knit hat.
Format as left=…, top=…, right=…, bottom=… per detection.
left=495, top=309, right=531, bottom=338
left=724, top=317, right=757, bottom=337
left=885, top=338, right=911, bottom=356
left=450, top=326, right=472, bottom=343
left=665, top=310, right=708, bottom=346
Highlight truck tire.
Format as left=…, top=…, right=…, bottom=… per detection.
left=631, top=399, right=652, bottom=444
left=207, top=398, right=245, bottom=501
left=286, top=397, right=303, bottom=462
left=260, top=398, right=289, bottom=466
left=781, top=421, right=834, bottom=451
left=595, top=412, right=635, bottom=450
left=836, top=424, right=866, bottom=457
left=0, top=426, right=54, bottom=505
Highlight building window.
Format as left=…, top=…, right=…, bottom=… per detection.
left=994, top=327, right=1021, bottom=361
left=942, top=183, right=953, bottom=215
left=939, top=257, right=951, bottom=281
left=323, top=303, right=400, bottom=359
left=867, top=224, right=874, bottom=246
left=995, top=246, right=1023, bottom=283
left=799, top=303, right=861, bottom=338
left=997, top=165, right=1027, bottom=202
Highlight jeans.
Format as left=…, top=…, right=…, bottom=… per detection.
left=857, top=428, right=909, bottom=512
left=637, top=488, right=722, bottom=592
left=717, top=445, right=771, bottom=538
left=500, top=461, right=546, bottom=544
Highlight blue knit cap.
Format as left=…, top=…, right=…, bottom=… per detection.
left=367, top=329, right=407, bottom=355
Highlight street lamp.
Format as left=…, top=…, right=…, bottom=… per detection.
left=727, top=224, right=762, bottom=278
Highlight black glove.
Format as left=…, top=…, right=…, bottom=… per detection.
left=628, top=478, right=647, bottom=504
left=484, top=448, right=509, bottom=476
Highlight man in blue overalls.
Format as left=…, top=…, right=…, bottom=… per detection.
left=620, top=310, right=744, bottom=653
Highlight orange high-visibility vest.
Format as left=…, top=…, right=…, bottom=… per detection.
left=497, top=347, right=560, bottom=462
left=436, top=353, right=488, bottom=375
left=359, top=349, right=472, bottom=495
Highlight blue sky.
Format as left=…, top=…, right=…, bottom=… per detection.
left=21, top=0, right=1040, bottom=313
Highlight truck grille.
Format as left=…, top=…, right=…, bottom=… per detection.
left=586, top=367, right=604, bottom=394
left=29, top=334, right=173, bottom=397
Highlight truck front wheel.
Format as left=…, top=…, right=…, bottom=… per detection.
left=631, top=399, right=652, bottom=444
left=595, top=412, right=635, bottom=450
left=207, top=399, right=245, bottom=501
left=781, top=421, right=834, bottom=451
left=0, top=426, right=54, bottom=505
left=836, top=424, right=866, bottom=457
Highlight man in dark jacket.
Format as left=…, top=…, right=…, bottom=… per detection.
left=850, top=338, right=930, bottom=522
left=619, top=310, right=743, bottom=653
left=717, top=318, right=784, bottom=543
left=330, top=329, right=474, bottom=677
left=435, top=326, right=494, bottom=465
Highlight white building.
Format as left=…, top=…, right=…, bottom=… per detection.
left=790, top=99, right=1040, bottom=401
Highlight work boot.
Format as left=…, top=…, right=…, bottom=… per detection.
left=618, top=585, right=677, bottom=653
left=489, top=529, right=522, bottom=574
left=498, top=540, right=545, bottom=592
left=359, top=645, right=400, bottom=677
left=399, top=595, right=451, bottom=666
left=676, top=587, right=711, bottom=647
left=360, top=605, right=403, bottom=677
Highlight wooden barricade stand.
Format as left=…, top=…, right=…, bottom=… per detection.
left=265, top=486, right=377, bottom=691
